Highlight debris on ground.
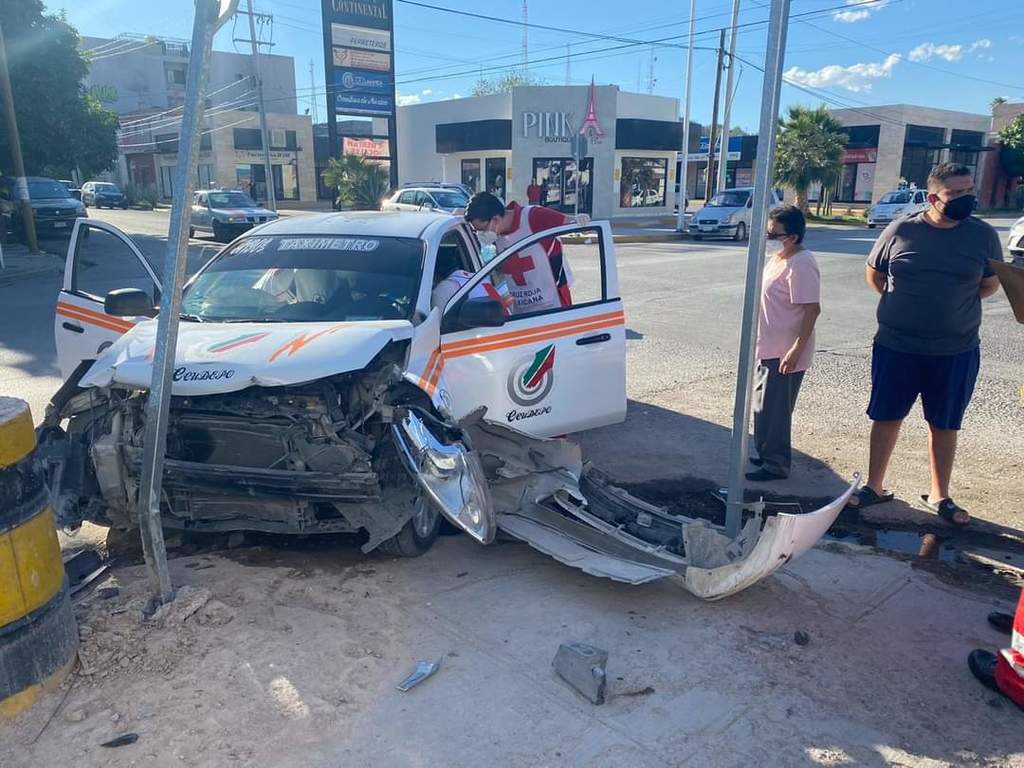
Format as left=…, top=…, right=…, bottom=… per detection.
left=150, top=586, right=211, bottom=626
left=100, top=733, right=139, bottom=748
left=794, top=630, right=811, bottom=646
left=396, top=659, right=442, bottom=692
left=553, top=642, right=608, bottom=705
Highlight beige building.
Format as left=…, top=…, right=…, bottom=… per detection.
left=119, top=109, right=317, bottom=207
left=827, top=104, right=991, bottom=205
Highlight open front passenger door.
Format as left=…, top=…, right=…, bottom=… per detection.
left=438, top=222, right=626, bottom=438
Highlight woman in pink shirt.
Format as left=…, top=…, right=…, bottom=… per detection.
left=748, top=205, right=822, bottom=482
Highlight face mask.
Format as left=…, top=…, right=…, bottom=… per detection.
left=480, top=243, right=498, bottom=263
left=477, top=230, right=498, bottom=246
left=765, top=237, right=785, bottom=255
left=941, top=194, right=976, bottom=221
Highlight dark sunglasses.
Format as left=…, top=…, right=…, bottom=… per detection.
left=765, top=232, right=790, bottom=240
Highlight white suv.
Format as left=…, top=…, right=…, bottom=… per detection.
left=381, top=187, right=468, bottom=214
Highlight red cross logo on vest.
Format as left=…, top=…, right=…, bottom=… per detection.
left=503, top=252, right=536, bottom=287
left=579, top=78, right=604, bottom=143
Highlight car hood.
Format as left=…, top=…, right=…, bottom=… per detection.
left=694, top=206, right=741, bottom=220
left=80, top=319, right=414, bottom=395
left=210, top=206, right=277, bottom=218
left=871, top=203, right=909, bottom=213
left=30, top=199, right=79, bottom=209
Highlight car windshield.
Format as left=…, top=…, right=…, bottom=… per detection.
left=707, top=191, right=750, bottom=207
left=879, top=191, right=913, bottom=204
left=27, top=180, right=71, bottom=199
left=181, top=235, right=424, bottom=323
left=95, top=183, right=120, bottom=193
left=209, top=192, right=257, bottom=208
left=431, top=191, right=467, bottom=208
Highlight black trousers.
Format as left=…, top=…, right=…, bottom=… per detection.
left=753, top=358, right=805, bottom=477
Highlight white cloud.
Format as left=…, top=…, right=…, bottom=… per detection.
left=421, top=89, right=433, bottom=96
left=396, top=94, right=421, bottom=106
left=969, top=38, right=992, bottom=53
left=784, top=53, right=900, bottom=93
left=833, top=0, right=889, bottom=23
left=909, top=42, right=963, bottom=62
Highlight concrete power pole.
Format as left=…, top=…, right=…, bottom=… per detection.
left=309, top=58, right=318, bottom=125
left=245, top=0, right=276, bottom=211
left=716, top=0, right=741, bottom=196
left=521, top=1, right=528, bottom=75
left=675, top=0, right=697, bottom=232
left=0, top=22, right=38, bottom=253
left=704, top=29, right=726, bottom=203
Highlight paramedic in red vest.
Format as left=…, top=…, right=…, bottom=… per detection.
left=464, top=192, right=587, bottom=314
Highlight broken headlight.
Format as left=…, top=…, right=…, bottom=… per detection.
left=392, top=411, right=495, bottom=545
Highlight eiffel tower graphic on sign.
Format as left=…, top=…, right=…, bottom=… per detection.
left=579, top=77, right=605, bottom=144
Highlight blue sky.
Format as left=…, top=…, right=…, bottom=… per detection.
left=50, top=0, right=1024, bottom=132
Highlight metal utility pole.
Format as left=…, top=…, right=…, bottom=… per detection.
left=0, top=23, right=38, bottom=254
left=675, top=0, right=697, bottom=232
left=309, top=58, right=318, bottom=125
left=704, top=29, right=726, bottom=203
left=565, top=44, right=571, bottom=86
left=723, top=0, right=791, bottom=538
left=136, top=0, right=237, bottom=606
left=716, top=0, right=741, bottom=196
left=521, top=1, right=529, bottom=75
left=245, top=0, right=276, bottom=211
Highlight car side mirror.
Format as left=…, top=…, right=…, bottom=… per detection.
left=449, top=298, right=506, bottom=331
left=105, top=288, right=157, bottom=318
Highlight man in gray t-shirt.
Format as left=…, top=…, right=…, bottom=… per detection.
left=848, top=163, right=1002, bottom=526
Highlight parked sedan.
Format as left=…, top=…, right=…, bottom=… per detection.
left=190, top=189, right=278, bottom=241
left=0, top=176, right=86, bottom=242
left=82, top=181, right=128, bottom=209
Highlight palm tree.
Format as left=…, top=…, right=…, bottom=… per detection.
left=773, top=105, right=846, bottom=213
left=992, top=96, right=1008, bottom=113
left=321, top=155, right=390, bottom=210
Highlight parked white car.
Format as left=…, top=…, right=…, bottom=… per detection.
left=1007, top=215, right=1024, bottom=265
left=867, top=189, right=928, bottom=228
left=381, top=187, right=468, bottom=214
left=190, top=189, right=278, bottom=241
left=38, top=212, right=853, bottom=598
left=689, top=187, right=783, bottom=241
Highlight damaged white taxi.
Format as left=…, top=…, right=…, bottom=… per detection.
left=39, top=213, right=855, bottom=599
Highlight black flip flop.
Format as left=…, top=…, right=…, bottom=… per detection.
left=968, top=649, right=1001, bottom=693
left=988, top=611, right=1014, bottom=636
left=846, top=486, right=894, bottom=510
left=920, top=495, right=970, bottom=527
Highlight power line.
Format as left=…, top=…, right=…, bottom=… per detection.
left=117, top=79, right=255, bottom=127
left=116, top=116, right=257, bottom=150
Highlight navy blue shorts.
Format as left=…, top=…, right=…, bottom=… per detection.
left=867, top=343, right=980, bottom=430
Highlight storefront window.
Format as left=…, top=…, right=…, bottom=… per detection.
left=620, top=157, right=668, bottom=208
left=274, top=163, right=300, bottom=201
left=533, top=158, right=593, bottom=215
left=900, top=146, right=941, bottom=191
left=485, top=158, right=506, bottom=200
left=158, top=166, right=174, bottom=199
left=461, top=159, right=481, bottom=194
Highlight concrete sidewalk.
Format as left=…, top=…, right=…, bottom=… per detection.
left=3, top=532, right=1021, bottom=767
left=0, top=243, right=64, bottom=287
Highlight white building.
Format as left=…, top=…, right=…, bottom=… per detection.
left=82, top=34, right=297, bottom=116
left=397, top=85, right=682, bottom=220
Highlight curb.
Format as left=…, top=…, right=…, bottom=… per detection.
left=612, top=233, right=688, bottom=244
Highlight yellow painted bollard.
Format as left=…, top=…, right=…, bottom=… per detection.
left=0, top=397, right=78, bottom=718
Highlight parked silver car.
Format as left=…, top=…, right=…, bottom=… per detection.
left=867, top=189, right=928, bottom=228
left=689, top=187, right=783, bottom=241
left=189, top=189, right=278, bottom=241
left=381, top=186, right=469, bottom=214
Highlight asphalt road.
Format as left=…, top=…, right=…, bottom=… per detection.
left=1, top=207, right=1021, bottom=533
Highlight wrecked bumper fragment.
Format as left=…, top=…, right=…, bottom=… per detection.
left=471, top=421, right=859, bottom=600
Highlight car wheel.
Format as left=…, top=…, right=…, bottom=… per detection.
left=693, top=234, right=703, bottom=241
left=378, top=496, right=441, bottom=557
left=867, top=223, right=876, bottom=229
left=734, top=222, right=747, bottom=241
left=189, top=227, right=195, bottom=239
left=212, top=221, right=225, bottom=242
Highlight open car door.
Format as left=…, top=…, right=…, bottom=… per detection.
left=54, top=219, right=160, bottom=380
left=436, top=221, right=626, bottom=438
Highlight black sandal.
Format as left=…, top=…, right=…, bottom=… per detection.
left=968, top=649, right=1001, bottom=693
left=846, top=486, right=894, bottom=510
left=920, top=495, right=970, bottom=527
